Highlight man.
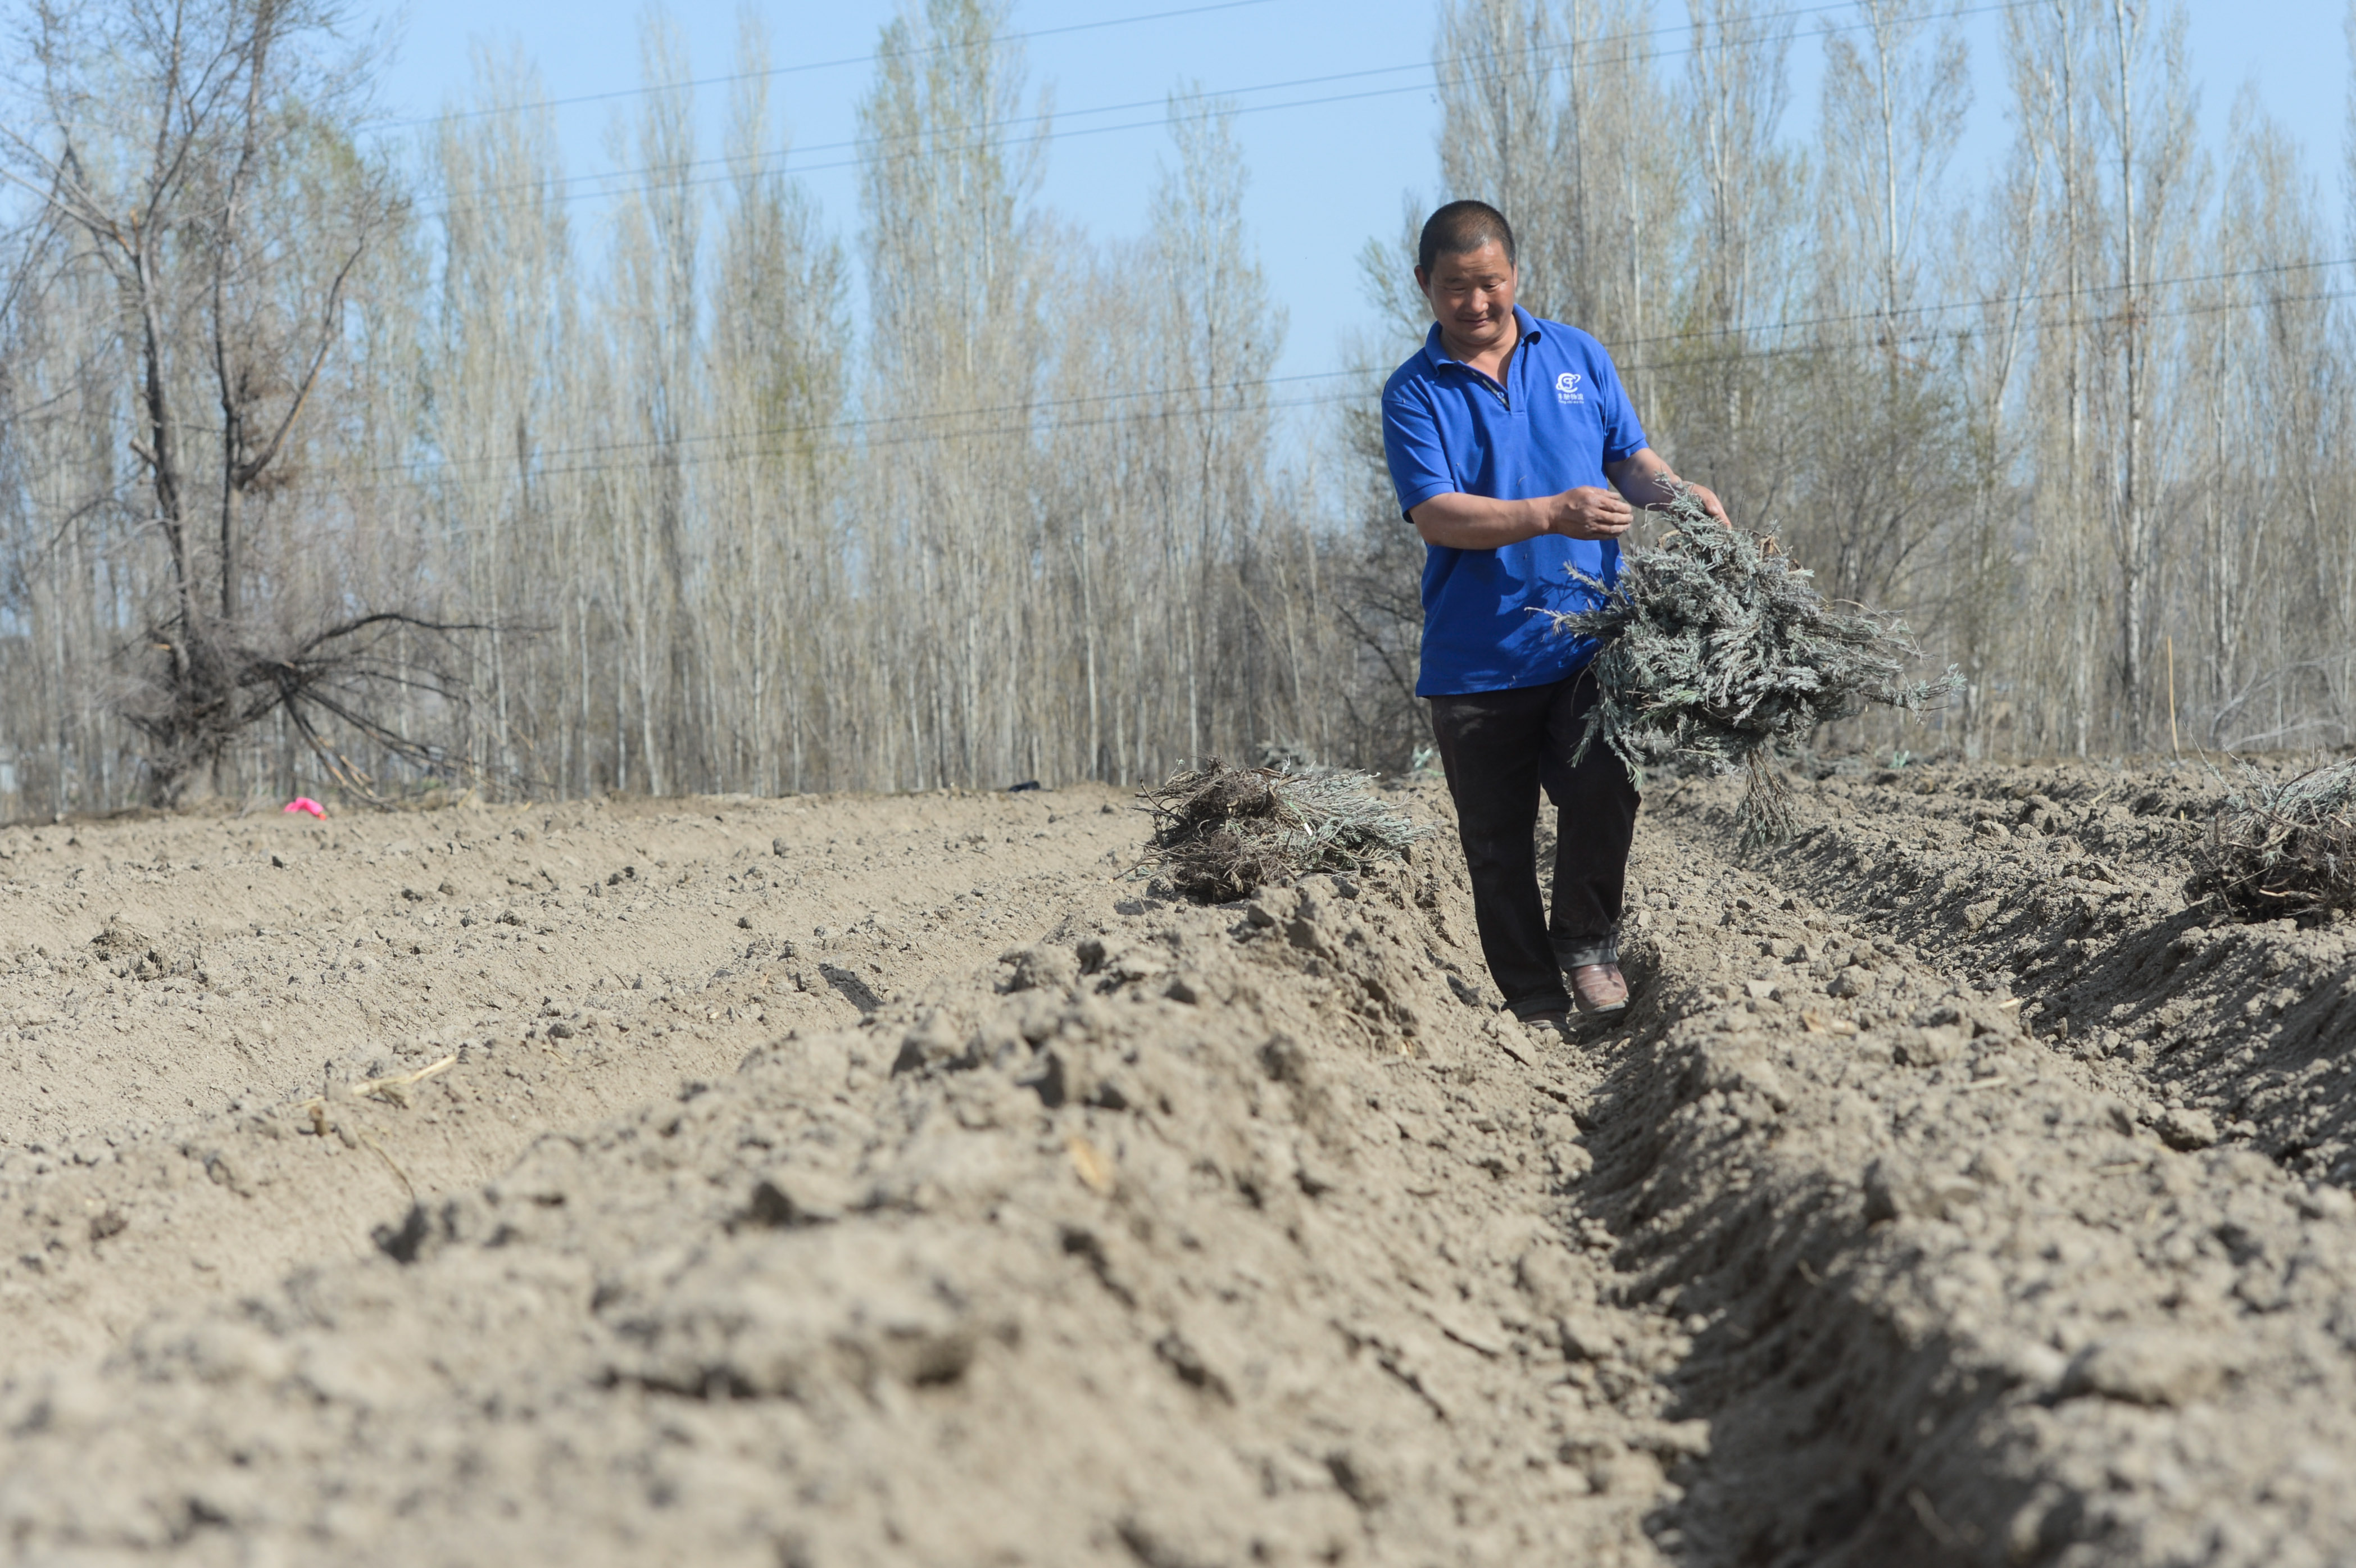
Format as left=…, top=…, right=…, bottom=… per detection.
left=1381, top=199, right=1728, bottom=1030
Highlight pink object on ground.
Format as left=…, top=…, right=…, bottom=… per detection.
left=284, top=797, right=326, bottom=819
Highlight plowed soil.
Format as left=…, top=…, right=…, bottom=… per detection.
left=2, top=761, right=2353, bottom=1566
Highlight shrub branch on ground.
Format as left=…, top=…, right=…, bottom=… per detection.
left=1536, top=480, right=1962, bottom=847
left=1137, top=761, right=1434, bottom=901
left=2191, top=757, right=2356, bottom=922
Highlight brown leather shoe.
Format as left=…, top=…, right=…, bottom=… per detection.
left=1569, top=962, right=1628, bottom=1016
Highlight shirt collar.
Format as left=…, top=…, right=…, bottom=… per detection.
left=1421, top=304, right=1542, bottom=370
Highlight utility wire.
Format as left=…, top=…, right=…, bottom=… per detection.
left=342, top=279, right=2356, bottom=499
left=424, top=0, right=2038, bottom=224
left=371, top=0, right=1282, bottom=130
left=515, top=0, right=1868, bottom=187
left=352, top=389, right=1365, bottom=497
left=392, top=0, right=1862, bottom=138
left=1609, top=253, right=2356, bottom=348
left=31, top=2, right=2308, bottom=483
left=369, top=253, right=2356, bottom=480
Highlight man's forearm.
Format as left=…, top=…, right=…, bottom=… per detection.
left=1604, top=448, right=1680, bottom=507
left=1408, top=492, right=1551, bottom=550
left=1605, top=447, right=1731, bottom=526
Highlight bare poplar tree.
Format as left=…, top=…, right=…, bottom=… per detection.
left=0, top=0, right=472, bottom=803
left=428, top=44, right=576, bottom=797
left=2200, top=96, right=2349, bottom=748
left=1432, top=0, right=1561, bottom=304
left=13, top=0, right=2356, bottom=813
left=2090, top=0, right=2204, bottom=747
left=857, top=0, right=1044, bottom=789
left=1796, top=0, right=1973, bottom=608
left=602, top=13, right=704, bottom=794
left=708, top=12, right=848, bottom=794
left=1146, top=88, right=1285, bottom=762
left=2005, top=0, right=2104, bottom=753
left=1657, top=0, right=1803, bottom=520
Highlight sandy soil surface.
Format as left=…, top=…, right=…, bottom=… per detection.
left=2, top=760, right=2352, bottom=1565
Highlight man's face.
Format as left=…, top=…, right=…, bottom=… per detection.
left=1417, top=241, right=1517, bottom=354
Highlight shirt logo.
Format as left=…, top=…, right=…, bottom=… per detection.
left=1555, top=371, right=1584, bottom=404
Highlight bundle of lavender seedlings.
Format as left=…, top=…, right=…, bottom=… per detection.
left=1137, top=760, right=1434, bottom=901
left=2191, top=757, right=2356, bottom=922
left=1536, top=480, right=1961, bottom=847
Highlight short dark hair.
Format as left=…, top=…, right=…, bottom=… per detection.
left=1418, top=200, right=1516, bottom=274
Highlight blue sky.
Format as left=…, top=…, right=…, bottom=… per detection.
left=371, top=0, right=2353, bottom=383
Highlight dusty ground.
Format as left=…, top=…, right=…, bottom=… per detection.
left=1, top=758, right=2353, bottom=1565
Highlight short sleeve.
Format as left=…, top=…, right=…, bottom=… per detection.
left=1590, top=342, right=1647, bottom=463
left=1381, top=380, right=1457, bottom=520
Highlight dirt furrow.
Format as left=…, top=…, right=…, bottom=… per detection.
left=0, top=787, right=1702, bottom=1566
left=6, top=770, right=2356, bottom=1565
left=1625, top=772, right=2356, bottom=1564
left=0, top=788, right=1142, bottom=1380
left=1692, top=762, right=2356, bottom=1179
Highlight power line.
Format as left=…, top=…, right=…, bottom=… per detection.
left=392, top=0, right=1863, bottom=140
left=375, top=251, right=2355, bottom=480
left=425, top=0, right=2039, bottom=226
left=338, top=278, right=2356, bottom=499
left=1611, top=253, right=2356, bottom=349
left=492, top=0, right=1874, bottom=192
left=382, top=368, right=1361, bottom=476
left=346, top=388, right=1368, bottom=497
left=515, top=62, right=1422, bottom=202
left=371, top=0, right=1281, bottom=131
left=1610, top=284, right=2356, bottom=372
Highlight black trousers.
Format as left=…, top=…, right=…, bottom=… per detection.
left=1428, top=670, right=1639, bottom=1018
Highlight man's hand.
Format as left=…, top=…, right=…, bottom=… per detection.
left=1407, top=462, right=1728, bottom=550
left=1604, top=447, right=1734, bottom=529
left=1681, top=481, right=1732, bottom=528
left=1544, top=486, right=1635, bottom=540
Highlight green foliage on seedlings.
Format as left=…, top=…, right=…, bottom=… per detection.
left=1138, top=761, right=1434, bottom=901
left=1536, top=480, right=1961, bottom=847
left=2191, top=757, right=2356, bottom=922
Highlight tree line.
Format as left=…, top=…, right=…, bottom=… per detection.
left=1405, top=0, right=2356, bottom=764
left=0, top=0, right=2348, bottom=815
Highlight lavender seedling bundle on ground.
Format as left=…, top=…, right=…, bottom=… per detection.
left=1537, top=480, right=1961, bottom=847
left=1138, top=761, right=1435, bottom=901
left=2191, top=757, right=2356, bottom=922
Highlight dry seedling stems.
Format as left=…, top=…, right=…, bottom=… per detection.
left=296, top=1052, right=458, bottom=1134
left=2168, top=634, right=2180, bottom=757
left=354, top=1124, right=416, bottom=1201
left=1066, top=1134, right=1118, bottom=1196
left=287, top=1055, right=455, bottom=1197
left=353, top=1053, right=459, bottom=1107
left=1534, top=479, right=1962, bottom=847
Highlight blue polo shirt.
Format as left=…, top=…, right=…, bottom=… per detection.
left=1381, top=306, right=1648, bottom=697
